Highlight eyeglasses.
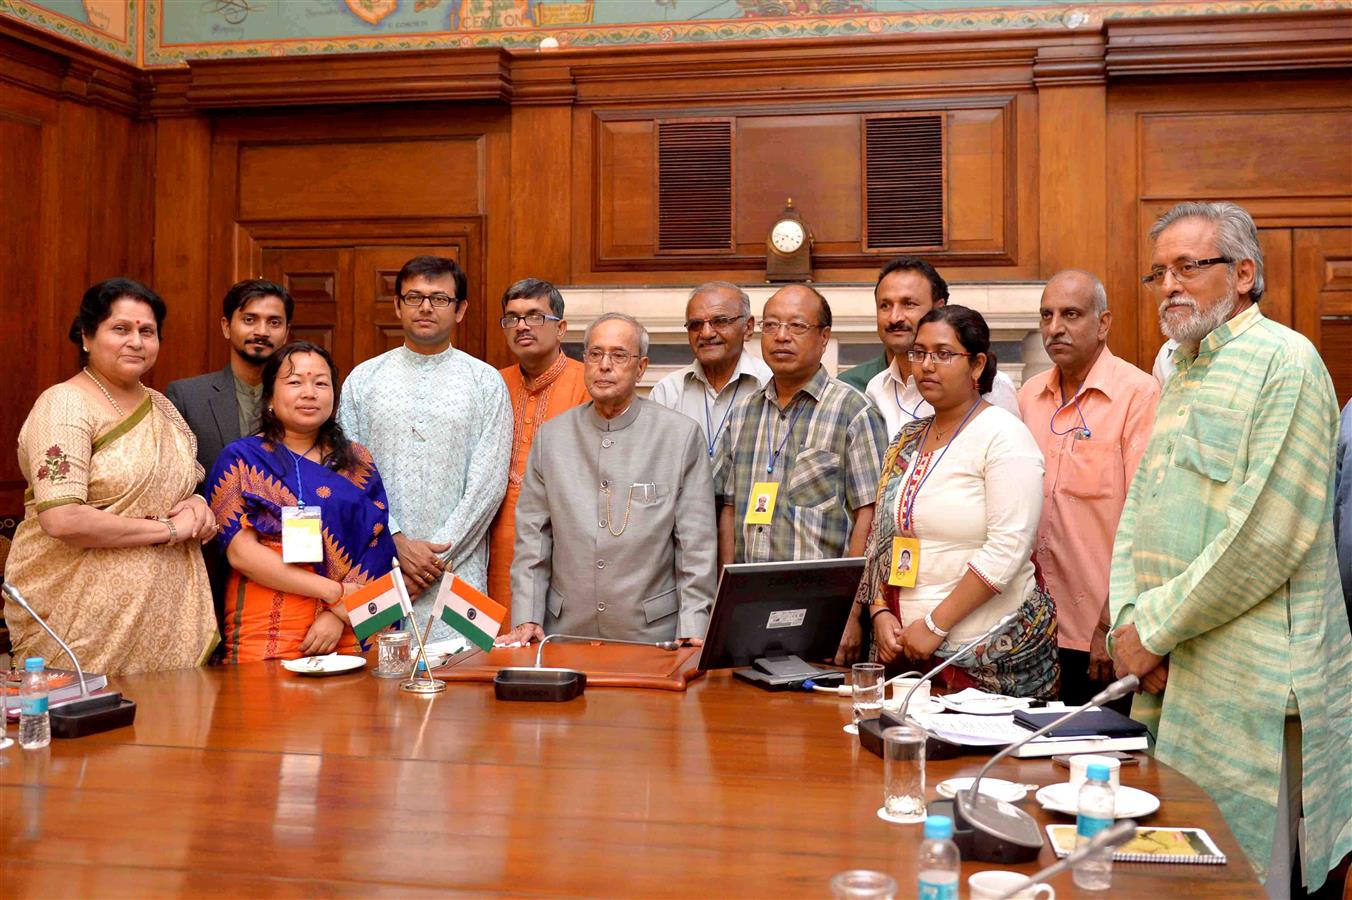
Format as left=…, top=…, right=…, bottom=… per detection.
left=399, top=291, right=460, bottom=308
left=684, top=315, right=746, bottom=333
left=584, top=348, right=640, bottom=366
left=759, top=320, right=823, bottom=336
left=500, top=313, right=562, bottom=329
left=906, top=349, right=972, bottom=365
left=1140, top=257, right=1232, bottom=287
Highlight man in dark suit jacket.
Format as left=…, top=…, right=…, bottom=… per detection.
left=166, top=279, right=293, bottom=623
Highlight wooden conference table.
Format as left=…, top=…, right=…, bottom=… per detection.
left=1, top=659, right=1261, bottom=898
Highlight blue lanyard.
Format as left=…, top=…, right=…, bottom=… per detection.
left=283, top=444, right=318, bottom=506
left=765, top=392, right=809, bottom=475
left=899, top=399, right=981, bottom=533
left=703, top=379, right=741, bottom=457
left=892, top=379, right=926, bottom=421
left=1049, top=391, right=1091, bottom=439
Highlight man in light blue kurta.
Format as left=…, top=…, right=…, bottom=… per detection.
left=1109, top=202, right=1352, bottom=892
left=339, top=256, right=511, bottom=645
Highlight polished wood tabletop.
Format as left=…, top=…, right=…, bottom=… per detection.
left=1, top=660, right=1262, bottom=898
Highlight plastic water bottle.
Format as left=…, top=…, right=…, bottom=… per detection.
left=1073, top=762, right=1116, bottom=890
left=917, top=814, right=960, bottom=900
left=19, top=657, right=51, bottom=750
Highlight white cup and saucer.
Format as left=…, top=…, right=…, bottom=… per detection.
left=968, top=870, right=1054, bottom=899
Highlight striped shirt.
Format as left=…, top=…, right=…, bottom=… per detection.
left=1109, top=303, right=1352, bottom=886
left=714, top=366, right=887, bottom=562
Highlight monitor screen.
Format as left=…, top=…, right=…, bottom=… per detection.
left=696, top=557, right=866, bottom=671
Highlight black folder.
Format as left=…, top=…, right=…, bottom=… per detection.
left=1012, top=706, right=1149, bottom=738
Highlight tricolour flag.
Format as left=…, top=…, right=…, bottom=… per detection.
left=344, top=572, right=405, bottom=643
left=431, top=573, right=506, bottom=653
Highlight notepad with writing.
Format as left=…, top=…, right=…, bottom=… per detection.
left=1045, top=825, right=1227, bottom=864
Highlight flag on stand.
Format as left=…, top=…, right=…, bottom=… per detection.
left=344, top=572, right=405, bottom=643
left=431, top=574, right=506, bottom=652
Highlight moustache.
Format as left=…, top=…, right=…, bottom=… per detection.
left=885, top=324, right=912, bottom=333
left=247, top=339, right=273, bottom=348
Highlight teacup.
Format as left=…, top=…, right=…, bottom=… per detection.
left=890, top=677, right=931, bottom=710
left=1069, top=753, right=1122, bottom=790
left=968, top=870, right=1054, bottom=899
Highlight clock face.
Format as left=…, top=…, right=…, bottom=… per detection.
left=770, top=219, right=806, bottom=254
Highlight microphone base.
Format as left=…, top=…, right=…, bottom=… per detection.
left=50, top=694, right=136, bottom=739
left=494, top=666, right=587, bottom=702
left=953, top=789, right=1044, bottom=863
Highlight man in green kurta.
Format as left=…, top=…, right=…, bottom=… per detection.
left=1109, top=201, right=1352, bottom=892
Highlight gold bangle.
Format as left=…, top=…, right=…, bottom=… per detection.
left=158, top=516, right=176, bottom=544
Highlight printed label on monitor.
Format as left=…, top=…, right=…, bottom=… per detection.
left=766, top=609, right=806, bottom=629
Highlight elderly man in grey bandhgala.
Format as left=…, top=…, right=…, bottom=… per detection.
left=501, top=313, right=717, bottom=645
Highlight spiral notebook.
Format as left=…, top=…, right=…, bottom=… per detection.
left=1045, top=825, right=1227, bottom=865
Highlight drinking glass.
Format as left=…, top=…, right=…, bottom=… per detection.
left=830, top=869, right=897, bottom=899
left=373, top=631, right=413, bottom=678
left=848, top=662, right=885, bottom=735
left=880, top=723, right=927, bottom=823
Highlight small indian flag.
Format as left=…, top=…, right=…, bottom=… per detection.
left=431, top=573, right=506, bottom=653
left=344, top=572, right=406, bottom=643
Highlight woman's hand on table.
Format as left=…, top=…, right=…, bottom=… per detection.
left=299, top=609, right=345, bottom=656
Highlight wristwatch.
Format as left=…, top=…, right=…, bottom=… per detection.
left=923, top=611, right=950, bottom=638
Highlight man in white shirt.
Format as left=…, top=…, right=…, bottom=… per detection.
left=863, top=256, right=1020, bottom=440
left=648, top=281, right=772, bottom=458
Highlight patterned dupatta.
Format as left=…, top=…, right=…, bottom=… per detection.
left=851, top=417, right=932, bottom=612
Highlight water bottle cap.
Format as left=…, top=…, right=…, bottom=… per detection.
left=1086, top=763, right=1111, bottom=782
left=923, top=815, right=953, bottom=840
left=24, top=657, right=44, bottom=672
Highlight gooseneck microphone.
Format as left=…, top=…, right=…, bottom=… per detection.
left=533, top=633, right=680, bottom=668
left=895, top=611, right=1018, bottom=719
left=992, top=819, right=1137, bottom=899
left=2, top=582, right=89, bottom=696
left=2, top=581, right=135, bottom=735
left=955, top=673, right=1140, bottom=862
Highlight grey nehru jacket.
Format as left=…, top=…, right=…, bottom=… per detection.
left=511, top=397, right=717, bottom=641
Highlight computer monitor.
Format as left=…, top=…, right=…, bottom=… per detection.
left=696, top=557, right=865, bottom=689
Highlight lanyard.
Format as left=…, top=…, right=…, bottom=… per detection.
left=1049, top=390, right=1091, bottom=439
left=703, top=379, right=741, bottom=457
left=897, top=399, right=981, bottom=533
left=892, top=379, right=926, bottom=422
left=283, top=442, right=319, bottom=506
left=765, top=394, right=809, bottom=475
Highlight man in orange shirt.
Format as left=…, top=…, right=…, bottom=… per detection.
left=488, top=279, right=589, bottom=617
left=1018, top=270, right=1159, bottom=707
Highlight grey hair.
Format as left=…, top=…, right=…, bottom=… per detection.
left=1047, top=269, right=1109, bottom=316
left=1149, top=201, right=1265, bottom=303
left=585, top=312, right=649, bottom=358
left=688, top=281, right=752, bottom=319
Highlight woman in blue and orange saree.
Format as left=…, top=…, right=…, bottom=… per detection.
left=208, top=342, right=397, bottom=663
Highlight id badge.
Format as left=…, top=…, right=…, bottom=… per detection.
left=282, top=505, right=324, bottom=564
left=744, top=481, right=780, bottom=525
left=888, top=535, right=919, bottom=588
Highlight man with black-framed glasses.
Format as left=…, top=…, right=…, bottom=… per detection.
left=487, top=278, right=589, bottom=618
left=712, top=283, right=887, bottom=665
left=338, top=255, right=512, bottom=645
left=650, top=281, right=771, bottom=454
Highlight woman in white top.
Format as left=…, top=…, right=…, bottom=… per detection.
left=853, top=305, right=1059, bottom=698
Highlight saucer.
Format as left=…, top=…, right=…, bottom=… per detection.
left=937, top=692, right=1031, bottom=715
left=1035, top=782, right=1160, bottom=819
left=936, top=777, right=1029, bottom=803
left=283, top=655, right=367, bottom=677
left=881, top=697, right=946, bottom=718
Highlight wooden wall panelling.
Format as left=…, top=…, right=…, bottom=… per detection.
left=152, top=116, right=213, bottom=391
left=1105, top=75, right=1352, bottom=370
left=0, top=89, right=53, bottom=513
left=259, top=246, right=354, bottom=373
left=507, top=105, right=572, bottom=288
left=1036, top=84, right=1107, bottom=279
left=738, top=113, right=857, bottom=251
left=1294, top=227, right=1352, bottom=405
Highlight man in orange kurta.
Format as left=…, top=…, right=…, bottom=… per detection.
left=488, top=279, right=589, bottom=618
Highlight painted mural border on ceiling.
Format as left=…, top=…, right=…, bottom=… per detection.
left=1, top=0, right=1346, bottom=67
left=0, top=0, right=138, bottom=59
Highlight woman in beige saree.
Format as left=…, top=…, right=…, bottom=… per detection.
left=5, top=279, right=218, bottom=675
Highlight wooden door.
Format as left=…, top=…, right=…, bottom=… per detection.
left=352, top=238, right=480, bottom=365
left=1293, top=228, right=1352, bottom=406
left=260, top=246, right=354, bottom=374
